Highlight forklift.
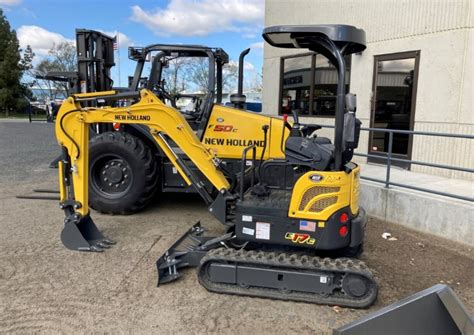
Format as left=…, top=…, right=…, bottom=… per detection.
left=55, top=24, right=377, bottom=308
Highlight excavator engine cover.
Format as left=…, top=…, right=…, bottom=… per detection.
left=285, top=136, right=334, bottom=170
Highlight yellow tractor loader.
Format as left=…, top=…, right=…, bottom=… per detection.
left=56, top=25, right=377, bottom=308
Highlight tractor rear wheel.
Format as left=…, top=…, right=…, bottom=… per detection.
left=89, top=131, right=159, bottom=214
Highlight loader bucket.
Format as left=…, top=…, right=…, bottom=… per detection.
left=61, top=215, right=115, bottom=252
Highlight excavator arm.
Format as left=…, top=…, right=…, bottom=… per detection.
left=55, top=89, right=230, bottom=251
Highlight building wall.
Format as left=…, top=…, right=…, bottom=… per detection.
left=263, top=0, right=473, bottom=180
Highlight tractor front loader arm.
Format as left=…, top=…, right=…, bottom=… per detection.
left=55, top=89, right=230, bottom=251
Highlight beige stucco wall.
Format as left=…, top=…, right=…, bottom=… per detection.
left=263, top=0, right=473, bottom=180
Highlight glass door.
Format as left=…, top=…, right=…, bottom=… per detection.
left=369, top=51, right=420, bottom=169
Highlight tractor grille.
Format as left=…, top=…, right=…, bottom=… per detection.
left=299, top=186, right=340, bottom=212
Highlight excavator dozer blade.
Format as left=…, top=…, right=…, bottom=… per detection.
left=156, top=222, right=207, bottom=285
left=61, top=215, right=115, bottom=252
left=156, top=222, right=233, bottom=285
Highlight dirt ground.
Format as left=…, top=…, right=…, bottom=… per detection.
left=0, top=122, right=473, bottom=334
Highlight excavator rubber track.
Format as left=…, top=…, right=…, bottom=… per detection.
left=198, top=248, right=378, bottom=308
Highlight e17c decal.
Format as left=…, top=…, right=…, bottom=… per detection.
left=285, top=232, right=316, bottom=245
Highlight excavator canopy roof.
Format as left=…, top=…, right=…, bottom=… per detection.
left=262, top=25, right=366, bottom=55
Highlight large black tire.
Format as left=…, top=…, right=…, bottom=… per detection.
left=89, top=131, right=159, bottom=214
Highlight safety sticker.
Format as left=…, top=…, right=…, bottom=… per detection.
left=242, top=227, right=254, bottom=236
left=256, top=222, right=270, bottom=240
left=242, top=215, right=253, bottom=222
left=300, top=220, right=316, bottom=232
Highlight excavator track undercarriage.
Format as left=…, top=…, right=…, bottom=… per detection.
left=198, top=248, right=377, bottom=308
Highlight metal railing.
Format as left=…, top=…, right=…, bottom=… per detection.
left=319, top=125, right=474, bottom=202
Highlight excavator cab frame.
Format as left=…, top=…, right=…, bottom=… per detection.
left=127, top=44, right=230, bottom=137
left=263, top=25, right=366, bottom=170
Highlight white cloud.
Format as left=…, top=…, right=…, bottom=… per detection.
left=249, top=41, right=263, bottom=50
left=99, top=30, right=132, bottom=49
left=242, top=33, right=257, bottom=39
left=130, top=0, right=264, bottom=37
left=0, top=0, right=21, bottom=6
left=17, top=25, right=73, bottom=56
left=229, top=60, right=255, bottom=71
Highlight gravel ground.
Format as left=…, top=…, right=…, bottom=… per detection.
left=0, top=121, right=472, bottom=334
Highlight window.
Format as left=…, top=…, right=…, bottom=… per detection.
left=279, top=53, right=351, bottom=117
left=368, top=51, right=420, bottom=169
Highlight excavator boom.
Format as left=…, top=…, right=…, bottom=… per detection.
left=56, top=89, right=230, bottom=251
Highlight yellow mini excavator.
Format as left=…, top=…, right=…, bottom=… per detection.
left=55, top=25, right=378, bottom=308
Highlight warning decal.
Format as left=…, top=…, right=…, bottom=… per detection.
left=255, top=222, right=270, bottom=240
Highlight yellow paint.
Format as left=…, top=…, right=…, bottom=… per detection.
left=288, top=169, right=357, bottom=221
left=203, top=105, right=287, bottom=160
left=350, top=166, right=361, bottom=215
left=72, top=90, right=117, bottom=98
left=56, top=88, right=361, bottom=229
left=58, top=160, right=66, bottom=202
left=55, top=89, right=230, bottom=216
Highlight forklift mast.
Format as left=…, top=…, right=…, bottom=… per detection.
left=40, top=29, right=115, bottom=97
left=75, top=29, right=115, bottom=94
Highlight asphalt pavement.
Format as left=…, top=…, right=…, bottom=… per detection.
left=0, top=121, right=59, bottom=185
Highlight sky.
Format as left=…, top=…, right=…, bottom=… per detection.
left=1, top=0, right=265, bottom=89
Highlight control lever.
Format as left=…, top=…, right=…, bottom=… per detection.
left=289, top=110, right=302, bottom=137
left=291, top=109, right=300, bottom=126
left=283, top=114, right=292, bottom=131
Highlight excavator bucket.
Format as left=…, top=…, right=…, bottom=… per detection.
left=61, top=215, right=115, bottom=252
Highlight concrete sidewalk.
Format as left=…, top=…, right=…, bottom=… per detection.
left=359, top=163, right=473, bottom=200
left=358, top=163, right=473, bottom=246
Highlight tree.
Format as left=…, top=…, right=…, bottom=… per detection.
left=247, top=71, right=263, bottom=93
left=20, top=45, right=34, bottom=73
left=162, top=57, right=190, bottom=95
left=188, top=58, right=238, bottom=93
left=0, top=9, right=30, bottom=115
left=29, top=41, right=77, bottom=101
left=222, top=62, right=239, bottom=92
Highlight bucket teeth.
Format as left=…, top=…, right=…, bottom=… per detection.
left=90, top=245, right=104, bottom=252
left=96, top=242, right=111, bottom=249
